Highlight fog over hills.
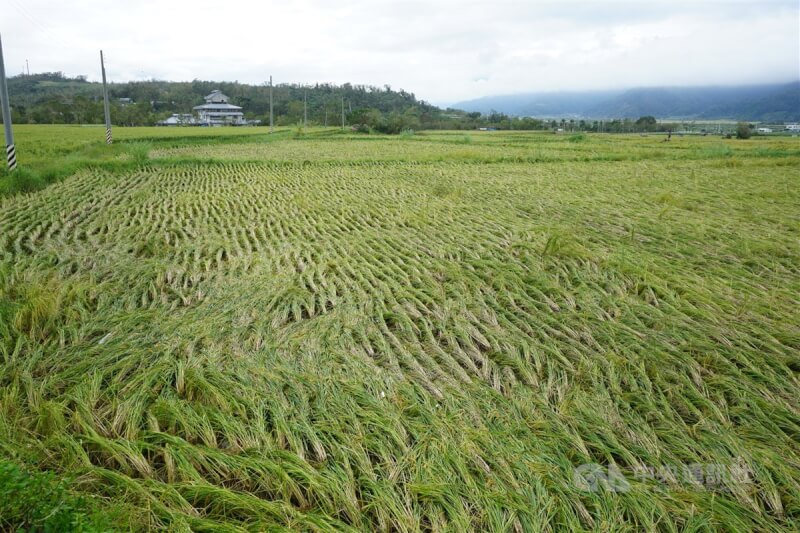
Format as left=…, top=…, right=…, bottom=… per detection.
left=452, top=82, right=800, bottom=121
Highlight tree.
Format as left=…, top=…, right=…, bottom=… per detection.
left=635, top=116, right=657, bottom=132
left=736, top=122, right=752, bottom=139
left=288, top=100, right=304, bottom=124
left=348, top=108, right=383, bottom=130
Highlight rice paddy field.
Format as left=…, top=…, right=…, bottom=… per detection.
left=1, top=125, right=799, bottom=531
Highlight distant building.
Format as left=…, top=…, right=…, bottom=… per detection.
left=193, top=90, right=248, bottom=126
left=785, top=124, right=800, bottom=131
left=757, top=127, right=773, bottom=134
left=157, top=90, right=260, bottom=126
left=157, top=113, right=197, bottom=126
left=118, top=97, right=134, bottom=106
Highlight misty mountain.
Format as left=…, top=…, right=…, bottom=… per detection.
left=453, top=82, right=800, bottom=121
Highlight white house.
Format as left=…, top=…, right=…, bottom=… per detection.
left=785, top=124, right=800, bottom=132
left=158, top=113, right=197, bottom=126
left=757, top=127, right=772, bottom=134
left=193, top=90, right=247, bottom=126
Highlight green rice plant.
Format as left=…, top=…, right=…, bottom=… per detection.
left=291, top=123, right=307, bottom=139
left=125, top=141, right=153, bottom=166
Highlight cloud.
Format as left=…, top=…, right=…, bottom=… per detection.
left=2, top=0, right=798, bottom=104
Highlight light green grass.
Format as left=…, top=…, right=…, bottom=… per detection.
left=0, top=129, right=798, bottom=531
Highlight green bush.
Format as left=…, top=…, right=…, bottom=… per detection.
left=0, top=459, right=112, bottom=532
left=736, top=122, right=752, bottom=139
left=126, top=142, right=152, bottom=165
left=0, top=168, right=44, bottom=196
left=0, top=162, right=81, bottom=198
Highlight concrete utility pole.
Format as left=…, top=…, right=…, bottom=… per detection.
left=25, top=59, right=29, bottom=76
left=269, top=75, right=273, bottom=133
left=0, top=33, right=16, bottom=171
left=100, top=50, right=112, bottom=144
left=303, top=87, right=307, bottom=128
left=341, top=95, right=345, bottom=130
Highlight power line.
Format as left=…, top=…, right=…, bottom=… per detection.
left=7, top=0, right=73, bottom=51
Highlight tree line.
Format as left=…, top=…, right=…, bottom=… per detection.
left=6, top=72, right=449, bottom=130
left=5, top=72, right=692, bottom=133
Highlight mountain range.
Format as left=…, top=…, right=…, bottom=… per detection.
left=452, top=82, right=800, bottom=122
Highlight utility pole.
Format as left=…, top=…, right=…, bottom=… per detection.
left=269, top=75, right=273, bottom=133
left=25, top=59, right=29, bottom=76
left=303, top=86, right=307, bottom=129
left=341, top=95, right=345, bottom=130
left=100, top=50, right=112, bottom=145
left=0, top=33, right=16, bottom=171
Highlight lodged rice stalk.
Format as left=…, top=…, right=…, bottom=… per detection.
left=0, top=129, right=798, bottom=531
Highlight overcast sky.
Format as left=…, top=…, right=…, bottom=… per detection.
left=2, top=0, right=798, bottom=105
